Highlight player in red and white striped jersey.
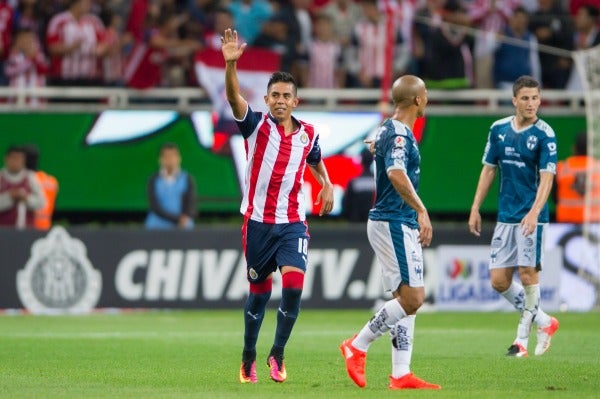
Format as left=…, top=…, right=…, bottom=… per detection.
left=45, top=0, right=105, bottom=85
left=222, top=28, right=334, bottom=384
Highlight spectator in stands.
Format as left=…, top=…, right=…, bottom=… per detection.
left=0, top=145, right=45, bottom=229
left=529, top=0, right=574, bottom=89
left=0, top=0, right=14, bottom=85
left=99, top=8, right=125, bottom=86
left=124, top=12, right=200, bottom=89
left=5, top=28, right=49, bottom=106
left=23, top=144, right=58, bottom=231
left=204, top=7, right=236, bottom=50
left=555, top=131, right=600, bottom=223
left=413, top=0, right=472, bottom=89
left=13, top=0, right=44, bottom=39
left=145, top=142, right=197, bottom=230
left=342, top=148, right=375, bottom=223
left=46, top=0, right=107, bottom=86
left=345, top=0, right=408, bottom=89
left=319, top=0, right=362, bottom=47
left=228, top=0, right=273, bottom=45
left=252, top=13, right=292, bottom=69
left=566, top=4, right=600, bottom=91
left=275, top=0, right=312, bottom=86
left=493, top=7, right=541, bottom=89
left=306, top=12, right=344, bottom=88
left=467, top=0, right=518, bottom=89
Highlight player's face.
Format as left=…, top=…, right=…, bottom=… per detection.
left=512, top=87, right=540, bottom=122
left=264, top=82, right=299, bottom=122
left=416, top=87, right=428, bottom=118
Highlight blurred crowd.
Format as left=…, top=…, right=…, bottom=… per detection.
left=0, top=0, right=599, bottom=96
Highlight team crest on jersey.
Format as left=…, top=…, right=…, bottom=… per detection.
left=16, top=226, right=102, bottom=314
left=300, top=132, right=309, bottom=145
left=526, top=136, right=538, bottom=150
left=394, top=136, right=406, bottom=148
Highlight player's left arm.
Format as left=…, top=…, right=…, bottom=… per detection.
left=306, top=136, right=334, bottom=216
left=308, top=160, right=334, bottom=216
left=388, top=169, right=432, bottom=247
left=521, top=130, right=558, bottom=235
left=521, top=172, right=554, bottom=235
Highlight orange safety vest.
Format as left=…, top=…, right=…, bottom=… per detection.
left=555, top=156, right=600, bottom=223
left=33, top=170, right=59, bottom=230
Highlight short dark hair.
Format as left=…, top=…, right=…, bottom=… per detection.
left=512, top=75, right=540, bottom=97
left=159, top=142, right=179, bottom=154
left=5, top=145, right=26, bottom=156
left=267, top=72, right=297, bottom=95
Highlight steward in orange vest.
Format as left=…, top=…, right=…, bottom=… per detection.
left=555, top=133, right=600, bottom=223
left=24, top=145, right=59, bottom=230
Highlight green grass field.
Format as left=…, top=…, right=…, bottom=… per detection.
left=0, top=309, right=598, bottom=399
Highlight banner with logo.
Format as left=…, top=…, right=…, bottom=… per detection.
left=434, top=245, right=562, bottom=311
left=1, top=224, right=596, bottom=314
left=194, top=48, right=281, bottom=119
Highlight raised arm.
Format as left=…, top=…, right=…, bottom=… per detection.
left=468, top=165, right=497, bottom=237
left=221, top=29, right=248, bottom=120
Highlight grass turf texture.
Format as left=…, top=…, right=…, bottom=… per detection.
left=0, top=310, right=598, bottom=399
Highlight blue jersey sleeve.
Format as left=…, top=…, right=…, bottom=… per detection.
left=235, top=105, right=263, bottom=139
left=538, top=131, right=558, bottom=174
left=482, top=129, right=499, bottom=166
left=306, top=136, right=322, bottom=166
left=383, top=131, right=409, bottom=173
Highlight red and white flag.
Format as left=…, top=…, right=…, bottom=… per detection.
left=194, top=48, right=281, bottom=120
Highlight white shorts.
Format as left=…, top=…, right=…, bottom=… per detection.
left=489, top=222, right=546, bottom=269
left=367, top=219, right=425, bottom=291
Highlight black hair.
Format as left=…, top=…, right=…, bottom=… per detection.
left=267, top=71, right=297, bottom=95
left=512, top=75, right=540, bottom=97
left=5, top=145, right=26, bottom=156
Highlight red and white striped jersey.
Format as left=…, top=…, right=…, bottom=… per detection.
left=0, top=2, right=13, bottom=60
left=236, top=106, right=322, bottom=224
left=46, top=11, right=105, bottom=80
left=5, top=48, right=48, bottom=85
left=123, top=30, right=167, bottom=89
left=308, top=39, right=342, bottom=88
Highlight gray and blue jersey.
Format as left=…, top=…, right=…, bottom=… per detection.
left=483, top=116, right=558, bottom=223
left=368, top=118, right=420, bottom=229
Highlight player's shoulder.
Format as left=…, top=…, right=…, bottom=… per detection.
left=490, top=115, right=513, bottom=130
left=533, top=118, right=556, bottom=138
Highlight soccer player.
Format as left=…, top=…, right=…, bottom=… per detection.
left=468, top=75, right=559, bottom=357
left=221, top=28, right=334, bottom=384
left=340, top=75, right=441, bottom=390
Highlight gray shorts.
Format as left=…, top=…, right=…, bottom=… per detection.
left=367, top=219, right=424, bottom=291
left=489, top=222, right=546, bottom=269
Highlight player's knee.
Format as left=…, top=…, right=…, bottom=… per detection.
left=490, top=278, right=510, bottom=293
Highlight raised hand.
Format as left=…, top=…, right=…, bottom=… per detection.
left=221, top=28, right=247, bottom=62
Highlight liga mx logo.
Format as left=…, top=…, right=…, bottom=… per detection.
left=16, top=226, right=102, bottom=314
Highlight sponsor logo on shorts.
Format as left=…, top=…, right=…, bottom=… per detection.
left=492, top=237, right=502, bottom=248
left=524, top=237, right=534, bottom=247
